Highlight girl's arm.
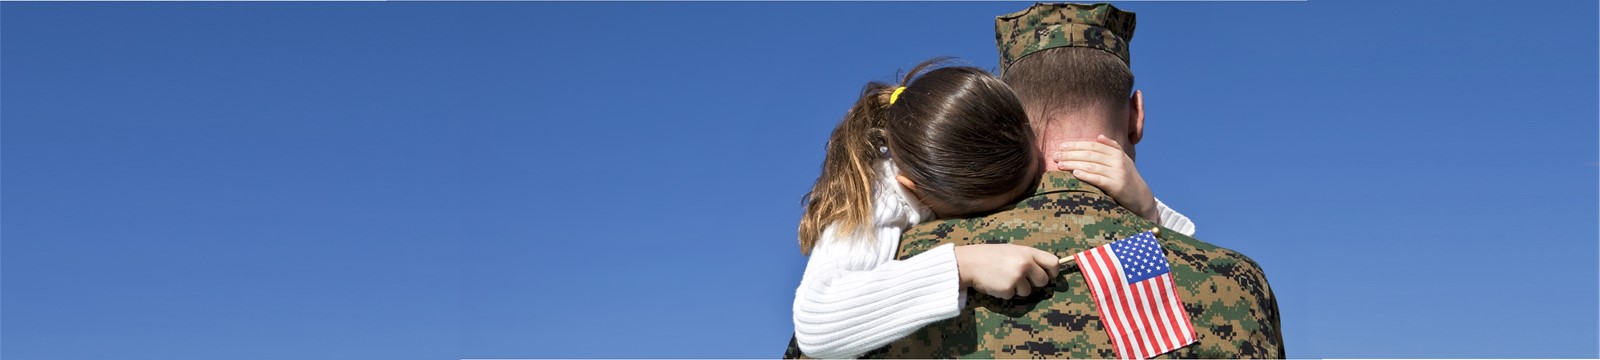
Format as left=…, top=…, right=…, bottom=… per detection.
left=793, top=161, right=1059, bottom=358
left=793, top=213, right=1060, bottom=358
left=792, top=223, right=964, bottom=359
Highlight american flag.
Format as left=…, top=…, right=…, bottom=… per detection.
left=1075, top=231, right=1197, bottom=359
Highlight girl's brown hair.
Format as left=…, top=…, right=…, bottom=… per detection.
left=798, top=58, right=1037, bottom=254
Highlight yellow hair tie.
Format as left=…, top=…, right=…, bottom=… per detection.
left=888, top=86, right=907, bottom=105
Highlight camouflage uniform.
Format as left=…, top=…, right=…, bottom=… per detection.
left=784, top=3, right=1283, bottom=358
left=882, top=172, right=1282, bottom=358
left=783, top=173, right=1282, bottom=358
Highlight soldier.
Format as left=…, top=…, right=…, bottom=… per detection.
left=874, top=3, right=1284, bottom=358
left=784, top=2, right=1283, bottom=358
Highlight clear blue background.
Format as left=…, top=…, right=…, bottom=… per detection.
left=4, top=1, right=1596, bottom=359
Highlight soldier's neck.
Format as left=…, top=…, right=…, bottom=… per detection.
left=1034, top=123, right=1120, bottom=155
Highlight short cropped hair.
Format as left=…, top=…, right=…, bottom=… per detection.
left=1001, top=47, right=1134, bottom=118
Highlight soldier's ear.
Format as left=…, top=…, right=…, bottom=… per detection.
left=1126, top=90, right=1145, bottom=145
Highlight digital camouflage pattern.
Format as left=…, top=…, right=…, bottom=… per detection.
left=995, top=2, right=1136, bottom=75
left=783, top=172, right=1283, bottom=358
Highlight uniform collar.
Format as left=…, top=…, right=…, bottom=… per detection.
left=1031, top=170, right=1112, bottom=198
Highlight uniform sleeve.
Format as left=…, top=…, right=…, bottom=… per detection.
left=792, top=226, right=963, bottom=359
left=1153, top=197, right=1196, bottom=236
left=1244, top=254, right=1285, bottom=358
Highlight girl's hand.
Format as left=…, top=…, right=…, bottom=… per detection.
left=1053, top=134, right=1159, bottom=222
left=953, top=244, right=1059, bottom=299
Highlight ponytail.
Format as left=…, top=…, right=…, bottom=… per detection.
left=797, top=82, right=898, bottom=254
left=800, top=58, right=990, bottom=254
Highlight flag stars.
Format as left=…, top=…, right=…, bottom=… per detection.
left=1111, top=232, right=1170, bottom=283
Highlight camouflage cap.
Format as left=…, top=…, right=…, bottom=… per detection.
left=995, top=2, right=1136, bottom=75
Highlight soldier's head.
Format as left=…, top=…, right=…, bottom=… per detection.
left=996, top=3, right=1145, bottom=160
left=798, top=58, right=1040, bottom=254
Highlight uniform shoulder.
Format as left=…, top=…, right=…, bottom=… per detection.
left=898, top=217, right=998, bottom=258
left=1160, top=231, right=1286, bottom=358
left=1164, top=231, right=1271, bottom=282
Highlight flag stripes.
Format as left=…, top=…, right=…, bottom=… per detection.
left=1075, top=232, right=1197, bottom=359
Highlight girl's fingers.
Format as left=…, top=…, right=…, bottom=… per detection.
left=1014, top=279, right=1032, bottom=298
left=1095, top=134, right=1124, bottom=151
left=1032, top=251, right=1061, bottom=278
left=986, top=287, right=1014, bottom=300
left=1055, top=160, right=1112, bottom=175
left=1052, top=150, right=1113, bottom=167
left=1025, top=264, right=1049, bottom=288
left=1070, top=169, right=1116, bottom=189
left=1055, top=141, right=1119, bottom=157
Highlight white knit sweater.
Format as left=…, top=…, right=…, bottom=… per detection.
left=792, top=162, right=1196, bottom=358
left=793, top=159, right=953, bottom=359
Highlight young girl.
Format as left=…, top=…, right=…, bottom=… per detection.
left=792, top=59, right=1193, bottom=358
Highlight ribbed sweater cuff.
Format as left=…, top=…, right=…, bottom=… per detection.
left=793, top=244, right=963, bottom=358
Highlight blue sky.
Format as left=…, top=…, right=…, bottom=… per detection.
left=3, top=1, right=1595, bottom=359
